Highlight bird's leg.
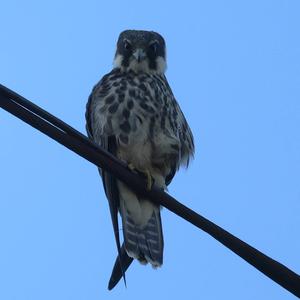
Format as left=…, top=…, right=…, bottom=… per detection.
left=127, top=163, right=153, bottom=190
left=143, top=169, right=153, bottom=191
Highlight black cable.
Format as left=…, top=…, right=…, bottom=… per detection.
left=0, top=84, right=299, bottom=297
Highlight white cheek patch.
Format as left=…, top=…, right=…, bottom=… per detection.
left=156, top=57, right=167, bottom=73
left=113, top=54, right=123, bottom=68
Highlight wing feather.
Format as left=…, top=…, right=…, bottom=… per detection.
left=161, top=75, right=195, bottom=184
left=86, top=75, right=130, bottom=287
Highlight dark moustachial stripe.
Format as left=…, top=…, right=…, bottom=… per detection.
left=148, top=58, right=157, bottom=70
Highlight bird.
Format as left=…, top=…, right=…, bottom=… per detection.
left=86, top=29, right=194, bottom=289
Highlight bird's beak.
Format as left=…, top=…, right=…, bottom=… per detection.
left=133, top=48, right=146, bottom=63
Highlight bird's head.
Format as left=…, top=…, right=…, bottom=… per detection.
left=114, top=30, right=166, bottom=74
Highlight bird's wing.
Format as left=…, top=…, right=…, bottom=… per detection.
left=162, top=75, right=195, bottom=186
left=108, top=244, right=134, bottom=290
left=86, top=78, right=128, bottom=287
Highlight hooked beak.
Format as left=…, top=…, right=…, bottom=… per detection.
left=132, top=48, right=146, bottom=63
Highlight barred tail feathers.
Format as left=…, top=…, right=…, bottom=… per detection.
left=118, top=181, right=163, bottom=267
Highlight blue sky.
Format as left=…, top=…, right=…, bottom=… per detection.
left=0, top=1, right=299, bottom=299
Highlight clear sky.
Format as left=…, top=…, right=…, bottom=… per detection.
left=0, top=1, right=299, bottom=299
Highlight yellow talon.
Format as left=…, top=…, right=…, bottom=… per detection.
left=127, top=163, right=153, bottom=190
left=128, top=163, right=136, bottom=171
left=144, top=169, right=153, bottom=191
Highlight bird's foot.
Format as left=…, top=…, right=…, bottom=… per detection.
left=127, top=163, right=153, bottom=190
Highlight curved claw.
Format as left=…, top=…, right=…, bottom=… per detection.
left=127, top=163, right=153, bottom=190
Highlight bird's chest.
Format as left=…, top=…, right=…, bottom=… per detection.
left=95, top=73, right=176, bottom=168
left=105, top=74, right=169, bottom=134
left=117, top=77, right=159, bottom=145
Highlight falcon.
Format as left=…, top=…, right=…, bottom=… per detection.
left=86, top=30, right=194, bottom=288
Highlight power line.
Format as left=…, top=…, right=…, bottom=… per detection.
left=0, top=84, right=299, bottom=297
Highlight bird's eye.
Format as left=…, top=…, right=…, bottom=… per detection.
left=124, top=40, right=132, bottom=51
left=149, top=41, right=159, bottom=53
